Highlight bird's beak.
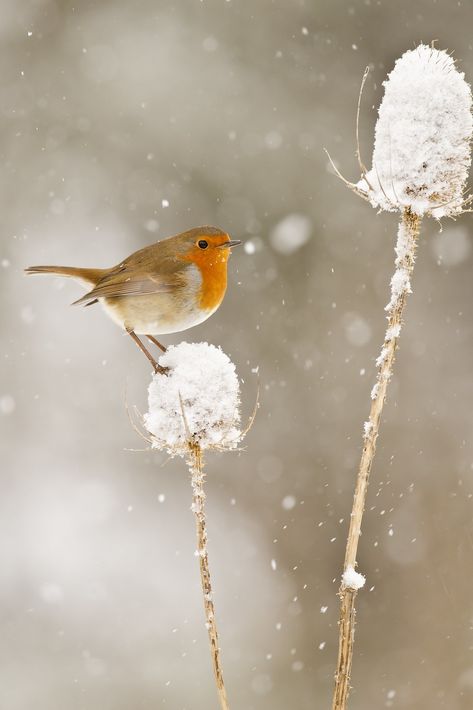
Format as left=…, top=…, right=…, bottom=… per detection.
left=219, top=239, right=242, bottom=249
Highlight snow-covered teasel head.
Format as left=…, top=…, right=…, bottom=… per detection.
left=144, top=342, right=242, bottom=455
left=357, top=45, right=472, bottom=218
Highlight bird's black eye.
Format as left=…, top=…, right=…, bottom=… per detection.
left=198, top=239, right=209, bottom=249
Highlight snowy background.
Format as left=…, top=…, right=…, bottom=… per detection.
left=1, top=1, right=473, bottom=709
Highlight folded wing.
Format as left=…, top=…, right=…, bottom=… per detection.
left=72, top=268, right=178, bottom=306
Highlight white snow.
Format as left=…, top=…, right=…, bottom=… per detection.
left=385, top=324, right=401, bottom=341
left=21, top=305, right=35, bottom=324
left=386, top=269, right=411, bottom=311
left=282, top=494, right=296, bottom=510
left=0, top=395, right=15, bottom=415
left=366, top=219, right=419, bottom=385
left=357, top=44, right=472, bottom=218
left=265, top=130, right=283, bottom=150
left=269, top=214, right=312, bottom=254
left=431, top=226, right=472, bottom=267
left=342, top=565, right=366, bottom=590
left=144, top=218, right=159, bottom=233
left=344, top=313, right=372, bottom=347
left=375, top=346, right=389, bottom=368
left=144, top=342, right=241, bottom=454
left=385, top=219, right=415, bottom=313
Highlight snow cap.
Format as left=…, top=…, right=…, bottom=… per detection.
left=144, top=342, right=241, bottom=454
left=358, top=45, right=472, bottom=218
left=342, top=565, right=366, bottom=591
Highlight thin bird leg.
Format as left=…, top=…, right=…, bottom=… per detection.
left=126, top=329, right=168, bottom=375
left=146, top=334, right=167, bottom=353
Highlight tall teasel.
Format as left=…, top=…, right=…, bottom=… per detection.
left=330, top=45, right=472, bottom=710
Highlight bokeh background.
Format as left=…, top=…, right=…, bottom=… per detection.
left=1, top=1, right=473, bottom=708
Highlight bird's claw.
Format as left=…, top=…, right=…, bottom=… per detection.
left=154, top=364, right=169, bottom=376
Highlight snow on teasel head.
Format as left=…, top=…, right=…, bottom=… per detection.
left=357, top=44, right=472, bottom=218
left=144, top=342, right=242, bottom=455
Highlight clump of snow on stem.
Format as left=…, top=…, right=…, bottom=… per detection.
left=342, top=566, right=366, bottom=591
left=375, top=345, right=389, bottom=368
left=358, top=44, right=472, bottom=217
left=363, top=420, right=373, bottom=439
left=384, top=219, right=416, bottom=313
left=145, top=342, right=241, bottom=454
left=385, top=324, right=401, bottom=341
left=371, top=218, right=417, bottom=380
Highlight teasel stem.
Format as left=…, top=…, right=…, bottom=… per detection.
left=331, top=208, right=421, bottom=710
left=188, top=441, right=230, bottom=710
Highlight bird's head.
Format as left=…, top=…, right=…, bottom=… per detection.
left=170, top=226, right=241, bottom=268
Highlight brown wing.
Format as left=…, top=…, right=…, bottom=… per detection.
left=72, top=262, right=183, bottom=306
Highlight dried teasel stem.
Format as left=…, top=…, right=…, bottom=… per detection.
left=331, top=208, right=421, bottom=710
left=188, top=441, right=230, bottom=710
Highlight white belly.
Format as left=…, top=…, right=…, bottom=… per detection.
left=98, top=265, right=220, bottom=335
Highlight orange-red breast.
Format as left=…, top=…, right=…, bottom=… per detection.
left=25, top=226, right=241, bottom=372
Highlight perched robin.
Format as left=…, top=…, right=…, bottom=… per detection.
left=25, top=226, right=241, bottom=373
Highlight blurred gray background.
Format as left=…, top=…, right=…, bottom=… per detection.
left=1, top=1, right=473, bottom=708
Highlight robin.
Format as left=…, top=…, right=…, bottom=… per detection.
left=25, top=226, right=241, bottom=373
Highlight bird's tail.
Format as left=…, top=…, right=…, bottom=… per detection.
left=24, top=265, right=106, bottom=288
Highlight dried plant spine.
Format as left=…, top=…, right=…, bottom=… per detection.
left=189, top=442, right=230, bottom=710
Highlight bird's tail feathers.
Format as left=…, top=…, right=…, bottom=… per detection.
left=24, top=265, right=105, bottom=288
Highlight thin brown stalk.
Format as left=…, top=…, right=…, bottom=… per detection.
left=331, top=208, right=421, bottom=710
left=188, top=442, right=230, bottom=710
